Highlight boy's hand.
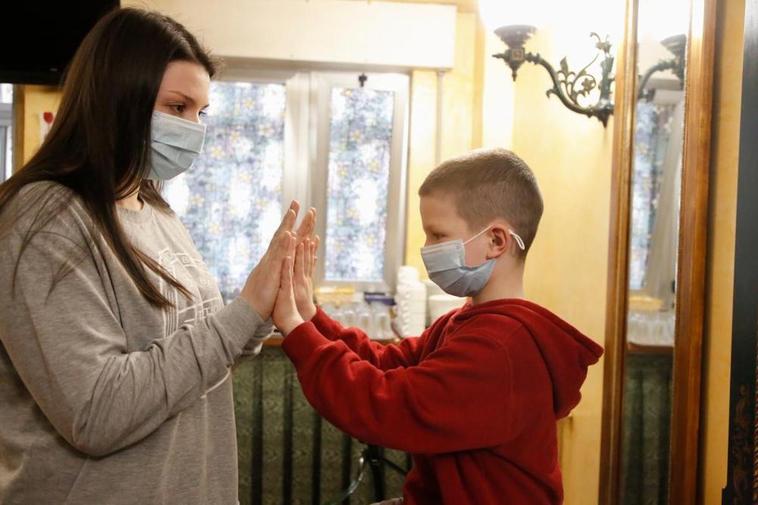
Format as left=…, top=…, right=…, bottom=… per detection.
left=272, top=234, right=305, bottom=336
left=294, top=236, right=319, bottom=321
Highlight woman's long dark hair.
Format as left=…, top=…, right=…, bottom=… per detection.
left=0, top=8, right=217, bottom=308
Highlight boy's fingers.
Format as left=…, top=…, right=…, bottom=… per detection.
left=302, top=239, right=311, bottom=274
left=310, top=236, right=320, bottom=277
left=295, top=243, right=306, bottom=280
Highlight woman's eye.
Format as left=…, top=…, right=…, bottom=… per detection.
left=171, top=104, right=186, bottom=114
left=199, top=109, right=208, bottom=118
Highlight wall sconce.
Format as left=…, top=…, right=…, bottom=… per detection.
left=492, top=24, right=615, bottom=127
left=637, top=34, right=687, bottom=101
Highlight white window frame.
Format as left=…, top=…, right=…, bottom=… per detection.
left=214, top=67, right=409, bottom=292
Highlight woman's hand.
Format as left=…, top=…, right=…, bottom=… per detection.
left=295, top=207, right=316, bottom=245
left=239, top=201, right=300, bottom=319
left=293, top=236, right=319, bottom=321
left=272, top=235, right=305, bottom=336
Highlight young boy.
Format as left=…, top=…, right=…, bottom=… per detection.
left=272, top=148, right=604, bottom=504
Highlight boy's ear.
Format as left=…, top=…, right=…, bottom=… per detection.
left=486, top=225, right=511, bottom=259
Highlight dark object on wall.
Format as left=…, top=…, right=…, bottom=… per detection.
left=0, top=1, right=118, bottom=85
left=492, top=26, right=615, bottom=126
left=724, top=0, right=758, bottom=503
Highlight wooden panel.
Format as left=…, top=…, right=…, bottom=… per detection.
left=598, top=0, right=638, bottom=501
left=668, top=0, right=717, bottom=502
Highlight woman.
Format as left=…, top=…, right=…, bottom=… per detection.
left=0, top=8, right=309, bottom=504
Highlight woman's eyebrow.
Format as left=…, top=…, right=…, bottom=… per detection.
left=165, top=90, right=196, bottom=104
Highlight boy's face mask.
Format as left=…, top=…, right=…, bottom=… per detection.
left=147, top=111, right=207, bottom=181
left=420, top=226, right=526, bottom=298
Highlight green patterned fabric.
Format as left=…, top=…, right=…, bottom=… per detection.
left=233, top=347, right=407, bottom=505
left=620, top=352, right=673, bottom=505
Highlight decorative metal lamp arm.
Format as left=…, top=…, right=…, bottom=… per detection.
left=493, top=25, right=615, bottom=127
left=637, top=34, right=687, bottom=100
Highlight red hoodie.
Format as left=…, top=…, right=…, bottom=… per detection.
left=282, top=298, right=603, bottom=505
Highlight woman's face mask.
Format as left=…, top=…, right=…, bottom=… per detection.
left=420, top=226, right=526, bottom=297
left=147, top=111, right=207, bottom=181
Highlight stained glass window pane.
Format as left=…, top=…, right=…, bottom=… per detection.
left=324, top=87, right=395, bottom=283
left=164, top=81, right=286, bottom=301
left=629, top=100, right=677, bottom=290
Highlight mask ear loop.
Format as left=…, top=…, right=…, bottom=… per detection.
left=509, top=230, right=526, bottom=251
left=463, top=225, right=493, bottom=245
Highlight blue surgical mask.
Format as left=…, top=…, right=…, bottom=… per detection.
left=420, top=226, right=526, bottom=297
left=147, top=111, right=207, bottom=181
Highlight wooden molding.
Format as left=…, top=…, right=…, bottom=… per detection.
left=669, top=0, right=717, bottom=502
left=598, top=0, right=638, bottom=501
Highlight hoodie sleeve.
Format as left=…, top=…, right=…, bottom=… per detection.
left=310, top=308, right=425, bottom=369
left=282, top=319, right=521, bottom=454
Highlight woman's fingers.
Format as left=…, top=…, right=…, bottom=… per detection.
left=281, top=256, right=293, bottom=289
left=295, top=208, right=316, bottom=242
left=273, top=202, right=300, bottom=240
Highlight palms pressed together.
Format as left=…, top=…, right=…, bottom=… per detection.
left=271, top=206, right=320, bottom=336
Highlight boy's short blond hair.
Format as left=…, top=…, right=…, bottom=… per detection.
left=419, top=148, right=543, bottom=258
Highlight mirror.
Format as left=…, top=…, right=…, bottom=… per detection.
left=620, top=0, right=689, bottom=502
left=600, top=0, right=715, bottom=503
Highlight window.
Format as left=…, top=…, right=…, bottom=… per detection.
left=164, top=71, right=408, bottom=301
left=164, top=79, right=289, bottom=301
left=312, top=73, right=408, bottom=291
left=0, top=83, right=13, bottom=181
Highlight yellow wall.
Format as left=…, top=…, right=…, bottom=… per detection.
left=404, top=12, right=517, bottom=271
left=506, top=29, right=614, bottom=505
left=700, top=0, right=744, bottom=501
left=404, top=13, right=479, bottom=272
left=16, top=85, right=61, bottom=168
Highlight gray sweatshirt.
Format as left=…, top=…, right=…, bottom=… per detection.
left=0, top=182, right=270, bottom=504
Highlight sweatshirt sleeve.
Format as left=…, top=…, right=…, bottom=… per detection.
left=0, top=200, right=268, bottom=458
left=310, top=308, right=425, bottom=369
left=282, top=320, right=519, bottom=454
